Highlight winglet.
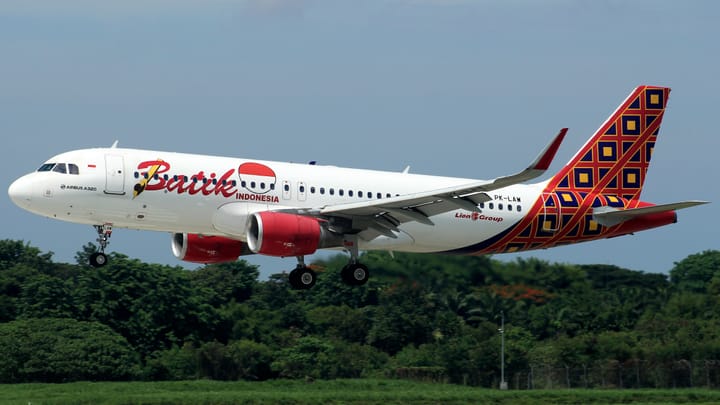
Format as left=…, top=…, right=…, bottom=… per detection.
left=484, top=128, right=567, bottom=189
left=531, top=128, right=567, bottom=171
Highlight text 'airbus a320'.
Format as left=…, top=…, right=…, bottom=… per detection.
left=8, top=86, right=709, bottom=289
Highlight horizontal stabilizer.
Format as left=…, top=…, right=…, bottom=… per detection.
left=593, top=200, right=709, bottom=227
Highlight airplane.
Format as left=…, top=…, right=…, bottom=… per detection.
left=8, top=85, right=709, bottom=289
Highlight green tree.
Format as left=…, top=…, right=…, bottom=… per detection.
left=144, top=343, right=199, bottom=381
left=306, top=305, right=371, bottom=343
left=670, top=250, right=720, bottom=293
left=197, top=341, right=237, bottom=380
left=271, top=336, right=335, bottom=379
left=0, top=239, right=54, bottom=271
left=73, top=253, right=218, bottom=357
left=367, top=281, right=436, bottom=355
left=18, top=274, right=76, bottom=319
left=0, top=318, right=138, bottom=383
left=227, top=339, right=275, bottom=381
left=188, top=261, right=259, bottom=306
left=0, top=241, right=57, bottom=322
left=0, top=263, right=39, bottom=322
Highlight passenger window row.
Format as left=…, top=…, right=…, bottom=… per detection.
left=479, top=202, right=523, bottom=212
left=308, top=186, right=396, bottom=200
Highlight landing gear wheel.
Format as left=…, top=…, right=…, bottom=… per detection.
left=341, top=263, right=369, bottom=286
left=289, top=267, right=317, bottom=290
left=89, top=252, right=108, bottom=268
left=90, top=223, right=113, bottom=268
left=289, top=268, right=300, bottom=287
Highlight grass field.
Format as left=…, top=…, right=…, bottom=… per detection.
left=1, top=379, right=719, bottom=405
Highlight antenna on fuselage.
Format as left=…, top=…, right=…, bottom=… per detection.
left=110, top=140, right=119, bottom=148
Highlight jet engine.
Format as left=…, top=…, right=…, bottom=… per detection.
left=246, top=211, right=341, bottom=257
left=171, top=233, right=250, bottom=263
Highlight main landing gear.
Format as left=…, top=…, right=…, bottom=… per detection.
left=286, top=236, right=370, bottom=290
left=89, top=223, right=112, bottom=268
left=341, top=262, right=370, bottom=286
left=288, top=256, right=317, bottom=290
left=340, top=235, right=369, bottom=286
left=286, top=259, right=370, bottom=290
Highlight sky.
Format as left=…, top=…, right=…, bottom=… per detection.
left=1, top=0, right=718, bottom=278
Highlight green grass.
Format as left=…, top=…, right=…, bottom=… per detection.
left=0, top=379, right=719, bottom=405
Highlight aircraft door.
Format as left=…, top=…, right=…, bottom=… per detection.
left=104, top=155, right=126, bottom=195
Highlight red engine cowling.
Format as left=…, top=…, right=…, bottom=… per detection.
left=171, top=233, right=249, bottom=264
left=246, top=212, right=323, bottom=257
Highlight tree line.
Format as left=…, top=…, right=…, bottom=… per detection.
left=0, top=239, right=719, bottom=387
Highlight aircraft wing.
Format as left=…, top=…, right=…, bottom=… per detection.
left=593, top=200, right=710, bottom=227
left=282, top=129, right=567, bottom=237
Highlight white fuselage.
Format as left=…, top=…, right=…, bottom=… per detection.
left=10, top=147, right=544, bottom=254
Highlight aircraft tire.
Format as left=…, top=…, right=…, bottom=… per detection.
left=341, top=263, right=369, bottom=286
left=89, top=252, right=108, bottom=268
left=289, top=267, right=316, bottom=290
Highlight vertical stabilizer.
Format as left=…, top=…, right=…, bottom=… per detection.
left=548, top=86, right=670, bottom=200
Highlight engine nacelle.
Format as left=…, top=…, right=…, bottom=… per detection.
left=171, top=233, right=250, bottom=264
left=246, top=212, right=339, bottom=257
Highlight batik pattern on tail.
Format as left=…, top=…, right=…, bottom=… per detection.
left=552, top=85, right=669, bottom=200
left=447, top=86, right=671, bottom=255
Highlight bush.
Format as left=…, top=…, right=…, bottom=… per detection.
left=144, top=344, right=199, bottom=380
left=0, top=318, right=138, bottom=383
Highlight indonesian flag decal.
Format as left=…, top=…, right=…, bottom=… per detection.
left=238, top=162, right=277, bottom=194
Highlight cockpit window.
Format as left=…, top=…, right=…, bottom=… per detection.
left=53, top=163, right=67, bottom=174
left=37, top=162, right=80, bottom=175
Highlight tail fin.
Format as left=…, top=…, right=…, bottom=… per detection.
left=548, top=85, right=670, bottom=200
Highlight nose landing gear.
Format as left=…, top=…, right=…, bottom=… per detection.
left=89, top=223, right=113, bottom=268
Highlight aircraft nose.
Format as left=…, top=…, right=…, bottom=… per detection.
left=8, top=176, right=34, bottom=209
